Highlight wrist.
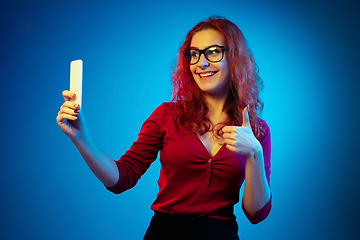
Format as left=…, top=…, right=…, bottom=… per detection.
left=70, top=129, right=90, bottom=147
left=246, top=143, right=263, bottom=160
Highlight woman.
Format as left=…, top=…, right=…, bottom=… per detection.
left=57, top=16, right=271, bottom=240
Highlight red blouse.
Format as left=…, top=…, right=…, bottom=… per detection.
left=107, top=103, right=271, bottom=224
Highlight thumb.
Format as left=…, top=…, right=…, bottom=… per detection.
left=241, top=105, right=250, bottom=127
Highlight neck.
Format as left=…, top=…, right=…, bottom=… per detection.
left=203, top=86, right=230, bottom=122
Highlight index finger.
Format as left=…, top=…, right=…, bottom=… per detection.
left=62, top=90, right=77, bottom=101
left=222, top=126, right=236, bottom=133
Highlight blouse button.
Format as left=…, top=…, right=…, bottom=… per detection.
left=206, top=180, right=209, bottom=183
left=208, top=159, right=212, bottom=162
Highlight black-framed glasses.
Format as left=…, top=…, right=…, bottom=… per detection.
left=183, top=46, right=229, bottom=65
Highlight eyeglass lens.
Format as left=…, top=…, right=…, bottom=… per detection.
left=186, top=46, right=224, bottom=65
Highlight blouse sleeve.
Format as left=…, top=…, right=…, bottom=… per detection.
left=106, top=103, right=165, bottom=194
left=241, top=119, right=272, bottom=224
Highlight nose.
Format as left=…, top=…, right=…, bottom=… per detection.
left=197, top=53, right=209, bottom=69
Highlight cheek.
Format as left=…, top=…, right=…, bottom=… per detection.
left=190, top=67, right=198, bottom=80
left=219, top=63, right=230, bottom=80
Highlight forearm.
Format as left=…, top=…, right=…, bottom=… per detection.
left=243, top=149, right=271, bottom=214
left=71, top=131, right=119, bottom=188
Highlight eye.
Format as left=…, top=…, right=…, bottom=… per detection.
left=206, top=47, right=221, bottom=56
left=190, top=50, right=199, bottom=58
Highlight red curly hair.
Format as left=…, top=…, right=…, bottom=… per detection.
left=171, top=16, right=264, bottom=137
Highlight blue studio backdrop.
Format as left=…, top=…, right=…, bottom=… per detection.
left=1, top=0, right=359, bottom=239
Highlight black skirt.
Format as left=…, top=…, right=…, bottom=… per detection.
left=143, top=212, right=240, bottom=240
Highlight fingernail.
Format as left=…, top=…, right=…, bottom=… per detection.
left=74, top=109, right=80, bottom=113
left=74, top=104, right=79, bottom=108
left=73, top=94, right=76, bottom=97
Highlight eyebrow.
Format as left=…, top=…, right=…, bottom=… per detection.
left=189, top=44, right=220, bottom=50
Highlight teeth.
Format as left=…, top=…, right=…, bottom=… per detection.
left=199, top=72, right=216, bottom=78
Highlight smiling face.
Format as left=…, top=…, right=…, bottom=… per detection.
left=189, top=29, right=230, bottom=97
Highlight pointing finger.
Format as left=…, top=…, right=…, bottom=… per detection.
left=62, top=90, right=77, bottom=101
left=222, top=126, right=235, bottom=133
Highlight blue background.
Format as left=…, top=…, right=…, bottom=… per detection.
left=1, top=0, right=359, bottom=239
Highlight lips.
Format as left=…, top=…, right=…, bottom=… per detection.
left=198, top=71, right=217, bottom=78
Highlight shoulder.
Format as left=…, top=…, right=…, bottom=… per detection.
left=255, top=117, right=271, bottom=142
left=148, top=102, right=178, bottom=119
left=256, top=117, right=270, bottom=132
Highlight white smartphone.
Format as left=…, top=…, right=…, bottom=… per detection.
left=70, top=59, right=83, bottom=106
